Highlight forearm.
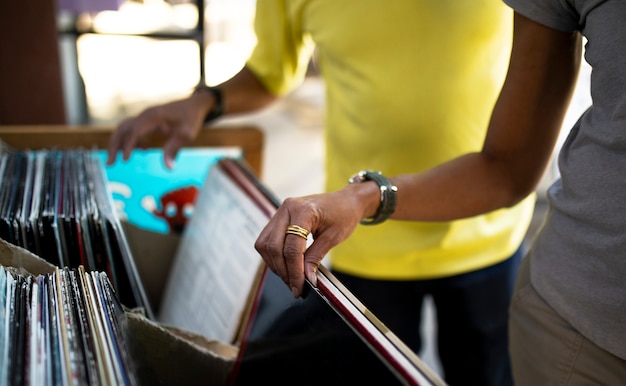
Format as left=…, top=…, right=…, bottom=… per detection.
left=385, top=14, right=582, bottom=223
left=387, top=152, right=532, bottom=222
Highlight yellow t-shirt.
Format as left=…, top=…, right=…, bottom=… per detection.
left=247, top=0, right=535, bottom=279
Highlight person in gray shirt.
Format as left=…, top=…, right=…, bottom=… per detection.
left=255, top=1, right=626, bottom=384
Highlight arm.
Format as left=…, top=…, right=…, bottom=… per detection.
left=255, top=12, right=583, bottom=297
left=106, top=66, right=278, bottom=168
left=391, top=12, right=582, bottom=220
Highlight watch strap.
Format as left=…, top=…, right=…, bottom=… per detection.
left=194, top=86, right=224, bottom=123
left=349, top=170, right=398, bottom=225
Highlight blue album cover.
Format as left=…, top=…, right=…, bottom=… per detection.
left=93, top=149, right=241, bottom=235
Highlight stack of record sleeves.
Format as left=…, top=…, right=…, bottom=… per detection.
left=0, top=149, right=151, bottom=315
left=0, top=265, right=138, bottom=385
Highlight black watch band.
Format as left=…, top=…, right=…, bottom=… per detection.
left=348, top=170, right=398, bottom=225
left=194, top=86, right=224, bottom=123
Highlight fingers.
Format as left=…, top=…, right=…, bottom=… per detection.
left=162, top=135, right=187, bottom=170
left=255, top=215, right=304, bottom=295
left=107, top=97, right=204, bottom=168
left=107, top=101, right=181, bottom=164
left=268, top=226, right=328, bottom=297
left=283, top=229, right=309, bottom=297
left=107, top=113, right=157, bottom=164
left=255, top=191, right=364, bottom=298
left=107, top=118, right=131, bottom=165
left=255, top=201, right=325, bottom=298
left=121, top=115, right=154, bottom=162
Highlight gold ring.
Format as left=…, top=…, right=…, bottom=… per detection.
left=286, top=224, right=310, bottom=240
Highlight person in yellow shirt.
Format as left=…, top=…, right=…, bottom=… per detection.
left=107, top=1, right=534, bottom=384
left=256, top=2, right=626, bottom=385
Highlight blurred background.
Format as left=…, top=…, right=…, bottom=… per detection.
left=59, top=0, right=258, bottom=125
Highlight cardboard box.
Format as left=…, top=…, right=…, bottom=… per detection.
left=0, top=231, right=238, bottom=386
left=0, top=125, right=265, bottom=386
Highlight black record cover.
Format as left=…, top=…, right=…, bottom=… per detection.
left=52, top=151, right=69, bottom=268
left=39, top=151, right=62, bottom=267
left=82, top=151, right=108, bottom=274
left=69, top=268, right=99, bottom=385
left=59, top=267, right=88, bottom=384
left=0, top=153, right=19, bottom=245
left=60, top=153, right=81, bottom=268
left=18, top=151, right=35, bottom=253
left=9, top=275, right=26, bottom=385
left=10, top=152, right=28, bottom=248
left=25, top=152, right=44, bottom=256
left=101, top=220, right=133, bottom=309
left=75, top=152, right=97, bottom=272
left=22, top=276, right=33, bottom=383
left=0, top=154, right=12, bottom=245
left=38, top=274, right=53, bottom=384
left=47, top=271, right=63, bottom=385
left=4, top=272, right=17, bottom=381
left=4, top=150, right=29, bottom=249
left=86, top=154, right=152, bottom=317
left=93, top=271, right=135, bottom=386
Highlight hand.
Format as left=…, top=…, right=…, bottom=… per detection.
left=255, top=185, right=373, bottom=298
left=106, top=93, right=210, bottom=169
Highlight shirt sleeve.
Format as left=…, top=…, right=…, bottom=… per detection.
left=246, top=0, right=316, bottom=96
left=503, top=0, right=581, bottom=32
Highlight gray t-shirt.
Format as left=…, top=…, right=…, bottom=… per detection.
left=503, top=0, right=626, bottom=360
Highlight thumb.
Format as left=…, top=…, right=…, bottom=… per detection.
left=303, top=242, right=331, bottom=287
left=304, top=261, right=319, bottom=287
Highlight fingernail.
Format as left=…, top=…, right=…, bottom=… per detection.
left=310, top=267, right=318, bottom=287
left=292, top=287, right=299, bottom=298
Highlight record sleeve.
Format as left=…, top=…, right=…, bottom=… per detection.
left=39, top=151, right=62, bottom=267
left=0, top=267, right=6, bottom=384
left=9, top=152, right=27, bottom=247
left=47, top=270, right=65, bottom=385
left=84, top=270, right=117, bottom=384
left=27, top=275, right=42, bottom=385
left=68, top=269, right=99, bottom=384
left=58, top=267, right=88, bottom=384
left=18, top=151, right=35, bottom=253
left=27, top=152, right=46, bottom=257
left=1, top=270, right=16, bottom=384
left=9, top=275, right=26, bottom=385
left=0, top=153, right=19, bottom=245
left=78, top=265, right=111, bottom=385
left=87, top=153, right=153, bottom=317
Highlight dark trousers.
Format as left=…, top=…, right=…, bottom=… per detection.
left=332, top=247, right=523, bottom=386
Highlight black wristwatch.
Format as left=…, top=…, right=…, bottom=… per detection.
left=194, top=86, right=225, bottom=123
left=348, top=170, right=398, bottom=225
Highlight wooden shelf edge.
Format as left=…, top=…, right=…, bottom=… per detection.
left=0, top=124, right=265, bottom=177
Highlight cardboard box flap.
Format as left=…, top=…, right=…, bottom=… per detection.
left=126, top=312, right=237, bottom=386
left=0, top=237, right=56, bottom=276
